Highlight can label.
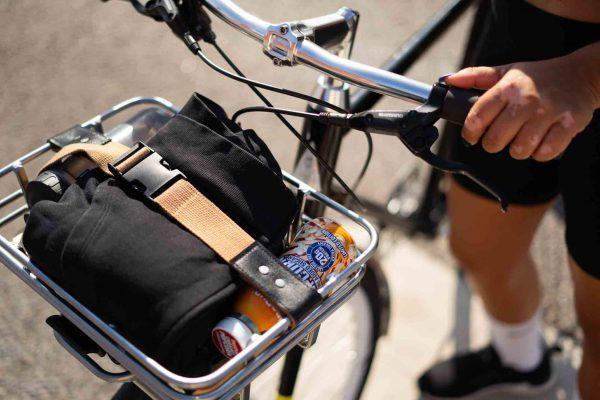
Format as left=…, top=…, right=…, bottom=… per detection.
left=281, top=217, right=356, bottom=288
left=321, top=228, right=348, bottom=259
left=307, top=241, right=335, bottom=272
left=212, top=328, right=242, bottom=359
left=280, top=254, right=322, bottom=289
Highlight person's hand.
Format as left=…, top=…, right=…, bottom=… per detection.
left=447, top=56, right=600, bottom=161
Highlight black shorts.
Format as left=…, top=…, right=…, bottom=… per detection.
left=448, top=0, right=600, bottom=277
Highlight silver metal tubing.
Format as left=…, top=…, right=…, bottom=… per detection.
left=0, top=189, right=23, bottom=208
left=13, top=163, right=29, bottom=195
left=81, top=96, right=179, bottom=129
left=0, top=204, right=28, bottom=226
left=202, top=0, right=433, bottom=103
left=0, top=144, right=51, bottom=178
left=0, top=203, right=369, bottom=397
left=202, top=0, right=269, bottom=41
left=0, top=174, right=376, bottom=397
left=296, top=41, right=432, bottom=103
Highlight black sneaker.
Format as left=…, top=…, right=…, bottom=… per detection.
left=418, top=345, right=555, bottom=399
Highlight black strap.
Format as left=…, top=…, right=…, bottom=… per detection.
left=48, top=125, right=110, bottom=150
left=231, top=242, right=322, bottom=324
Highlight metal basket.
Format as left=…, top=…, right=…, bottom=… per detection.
left=0, top=97, right=378, bottom=400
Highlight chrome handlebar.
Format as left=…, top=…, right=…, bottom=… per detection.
left=202, top=0, right=433, bottom=104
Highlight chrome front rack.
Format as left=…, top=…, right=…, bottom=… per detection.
left=0, top=97, right=378, bottom=400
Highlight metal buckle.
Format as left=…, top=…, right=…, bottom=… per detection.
left=108, top=142, right=185, bottom=200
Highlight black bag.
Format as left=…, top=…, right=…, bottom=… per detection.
left=23, top=93, right=298, bottom=382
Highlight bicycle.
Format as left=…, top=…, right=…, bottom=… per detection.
left=0, top=1, right=505, bottom=399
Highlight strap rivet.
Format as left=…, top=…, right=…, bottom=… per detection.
left=275, top=279, right=286, bottom=288
left=258, top=265, right=270, bottom=274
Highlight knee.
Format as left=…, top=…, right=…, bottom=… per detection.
left=448, top=233, right=480, bottom=271
left=448, top=231, right=527, bottom=277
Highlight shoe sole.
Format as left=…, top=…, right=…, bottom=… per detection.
left=420, top=369, right=557, bottom=400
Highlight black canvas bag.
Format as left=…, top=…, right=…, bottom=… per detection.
left=22, top=93, right=298, bottom=378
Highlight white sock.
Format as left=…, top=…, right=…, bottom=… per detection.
left=488, top=310, right=544, bottom=372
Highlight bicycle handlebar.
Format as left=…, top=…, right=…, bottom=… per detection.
left=202, top=0, right=433, bottom=104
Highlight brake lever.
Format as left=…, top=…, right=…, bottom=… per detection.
left=394, top=103, right=509, bottom=212
left=128, top=0, right=178, bottom=22
left=317, top=102, right=509, bottom=210
left=125, top=0, right=217, bottom=44
left=417, top=149, right=508, bottom=211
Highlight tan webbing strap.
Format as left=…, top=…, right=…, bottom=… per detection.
left=42, top=142, right=130, bottom=175
left=42, top=142, right=255, bottom=262
left=115, top=145, right=152, bottom=174
left=154, top=179, right=254, bottom=262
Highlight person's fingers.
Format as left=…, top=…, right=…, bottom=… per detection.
left=445, top=65, right=508, bottom=89
left=480, top=103, right=533, bottom=153
left=531, top=122, right=574, bottom=162
left=509, top=115, right=555, bottom=160
left=462, top=84, right=506, bottom=145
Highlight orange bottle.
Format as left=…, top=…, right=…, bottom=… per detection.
left=212, top=217, right=356, bottom=358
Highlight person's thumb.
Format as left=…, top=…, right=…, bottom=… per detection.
left=445, top=65, right=509, bottom=89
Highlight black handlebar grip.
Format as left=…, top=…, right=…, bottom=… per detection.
left=440, top=86, right=485, bottom=126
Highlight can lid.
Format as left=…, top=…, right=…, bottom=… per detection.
left=212, top=316, right=255, bottom=359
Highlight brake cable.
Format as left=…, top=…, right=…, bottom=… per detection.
left=208, top=41, right=374, bottom=192
left=129, top=2, right=504, bottom=209
left=232, top=106, right=374, bottom=191
left=185, top=36, right=348, bottom=114
left=231, top=104, right=509, bottom=211
left=127, top=0, right=370, bottom=206
left=182, top=34, right=367, bottom=208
